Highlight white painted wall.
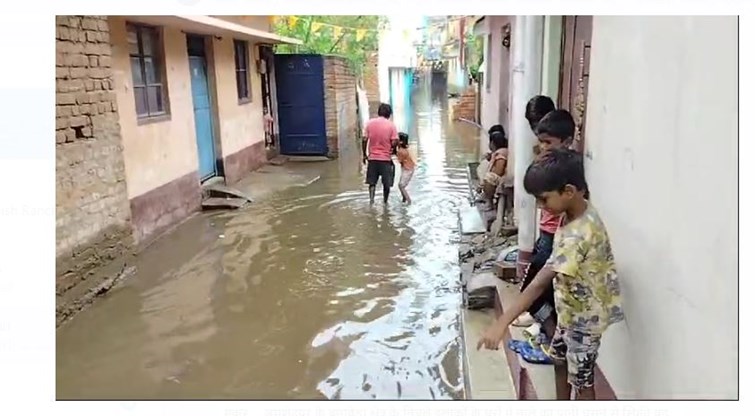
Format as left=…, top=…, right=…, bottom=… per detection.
left=477, top=16, right=517, bottom=158
left=478, top=17, right=500, bottom=141
left=447, top=58, right=466, bottom=95
left=584, top=16, right=738, bottom=399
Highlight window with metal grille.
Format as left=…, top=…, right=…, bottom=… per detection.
left=127, top=23, right=168, bottom=119
left=234, top=39, right=251, bottom=102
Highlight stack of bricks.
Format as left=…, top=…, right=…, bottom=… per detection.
left=55, top=16, right=119, bottom=145
left=55, top=16, right=134, bottom=303
left=452, top=85, right=479, bottom=122
left=324, top=56, right=359, bottom=159
left=362, top=52, right=381, bottom=117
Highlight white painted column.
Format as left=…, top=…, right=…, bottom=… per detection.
left=512, top=16, right=543, bottom=276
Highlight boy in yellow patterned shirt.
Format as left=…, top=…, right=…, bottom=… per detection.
left=477, top=148, right=624, bottom=400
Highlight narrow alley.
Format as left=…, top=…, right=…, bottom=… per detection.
left=56, top=80, right=482, bottom=400
left=52, top=15, right=738, bottom=402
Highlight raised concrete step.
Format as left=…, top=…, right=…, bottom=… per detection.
left=202, top=183, right=253, bottom=202
left=201, top=182, right=253, bottom=211
left=509, top=325, right=558, bottom=399
left=201, top=197, right=248, bottom=210
left=201, top=175, right=225, bottom=187
left=494, top=282, right=555, bottom=400
left=461, top=308, right=516, bottom=400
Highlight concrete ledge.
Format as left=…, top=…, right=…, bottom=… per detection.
left=461, top=308, right=516, bottom=400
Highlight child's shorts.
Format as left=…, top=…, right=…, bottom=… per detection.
left=399, top=168, right=414, bottom=187
left=547, top=327, right=602, bottom=389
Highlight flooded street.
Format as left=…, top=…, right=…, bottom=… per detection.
left=56, top=81, right=481, bottom=399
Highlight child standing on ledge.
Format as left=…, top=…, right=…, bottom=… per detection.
left=478, top=149, right=624, bottom=400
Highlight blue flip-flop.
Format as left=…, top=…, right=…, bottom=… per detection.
left=519, top=342, right=553, bottom=365
left=507, top=339, right=529, bottom=353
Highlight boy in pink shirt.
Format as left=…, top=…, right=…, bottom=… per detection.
left=362, top=103, right=399, bottom=204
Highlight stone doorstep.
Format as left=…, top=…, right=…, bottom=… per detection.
left=201, top=182, right=253, bottom=202
left=493, top=283, right=618, bottom=400
left=201, top=197, right=248, bottom=210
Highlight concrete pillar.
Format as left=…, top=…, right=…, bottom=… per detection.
left=512, top=16, right=543, bottom=278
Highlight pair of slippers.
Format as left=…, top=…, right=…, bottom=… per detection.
left=507, top=339, right=553, bottom=365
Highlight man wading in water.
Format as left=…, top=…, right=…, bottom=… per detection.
left=362, top=103, right=399, bottom=205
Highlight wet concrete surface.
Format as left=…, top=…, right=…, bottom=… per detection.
left=56, top=81, right=481, bottom=400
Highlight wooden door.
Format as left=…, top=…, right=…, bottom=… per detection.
left=559, top=16, right=593, bottom=153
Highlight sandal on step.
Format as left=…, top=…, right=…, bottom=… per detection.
left=506, top=339, right=529, bottom=353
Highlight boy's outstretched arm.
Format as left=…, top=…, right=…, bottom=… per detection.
left=477, top=267, right=557, bottom=350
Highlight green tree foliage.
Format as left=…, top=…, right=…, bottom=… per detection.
left=273, top=16, right=385, bottom=76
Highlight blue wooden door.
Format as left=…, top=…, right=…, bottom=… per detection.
left=189, top=56, right=217, bottom=180
left=274, top=54, right=327, bottom=155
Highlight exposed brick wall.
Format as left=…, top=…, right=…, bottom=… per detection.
left=323, top=56, right=358, bottom=159
left=55, top=16, right=134, bottom=298
left=452, top=85, right=478, bottom=122
left=363, top=52, right=380, bottom=118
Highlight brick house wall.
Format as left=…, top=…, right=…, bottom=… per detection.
left=55, top=16, right=134, bottom=305
left=363, top=52, right=381, bottom=117
left=323, top=56, right=358, bottom=159
left=452, top=85, right=478, bottom=122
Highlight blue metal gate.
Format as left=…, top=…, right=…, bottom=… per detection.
left=274, top=54, right=328, bottom=155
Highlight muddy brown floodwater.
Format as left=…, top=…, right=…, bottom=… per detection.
left=56, top=81, right=481, bottom=400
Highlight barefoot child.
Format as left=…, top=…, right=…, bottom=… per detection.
left=396, top=132, right=415, bottom=204
left=477, top=149, right=624, bottom=400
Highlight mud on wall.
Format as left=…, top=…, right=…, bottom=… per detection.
left=55, top=16, right=134, bottom=296
left=324, top=56, right=358, bottom=159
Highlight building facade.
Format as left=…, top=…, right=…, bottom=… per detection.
left=56, top=15, right=301, bottom=320
left=107, top=16, right=299, bottom=244
left=474, top=16, right=513, bottom=150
